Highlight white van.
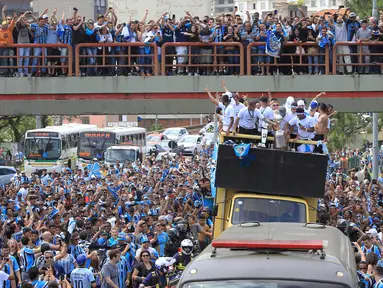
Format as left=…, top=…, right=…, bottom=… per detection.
left=104, top=145, right=144, bottom=165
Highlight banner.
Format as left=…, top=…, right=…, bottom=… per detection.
left=86, top=162, right=101, bottom=179
left=266, top=30, right=281, bottom=58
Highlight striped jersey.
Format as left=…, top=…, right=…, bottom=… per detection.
left=70, top=267, right=96, bottom=288
left=56, top=254, right=76, bottom=275
left=19, top=247, right=35, bottom=272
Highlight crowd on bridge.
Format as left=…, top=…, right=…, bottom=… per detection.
left=0, top=4, right=382, bottom=76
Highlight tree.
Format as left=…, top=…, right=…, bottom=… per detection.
left=0, top=116, right=36, bottom=142
left=345, top=0, right=383, bottom=18
left=327, top=113, right=370, bottom=151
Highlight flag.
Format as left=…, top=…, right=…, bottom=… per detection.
left=233, top=143, right=251, bottom=158
left=107, top=185, right=120, bottom=200
left=86, top=162, right=101, bottom=179
left=266, top=30, right=281, bottom=58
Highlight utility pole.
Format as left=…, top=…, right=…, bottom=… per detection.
left=372, top=0, right=379, bottom=179
left=35, top=116, right=42, bottom=129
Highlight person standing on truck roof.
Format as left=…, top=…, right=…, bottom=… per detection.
left=233, top=100, right=277, bottom=136
left=285, top=107, right=316, bottom=153
left=205, top=87, right=235, bottom=136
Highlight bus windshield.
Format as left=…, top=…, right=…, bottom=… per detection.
left=232, top=197, right=306, bottom=224
left=105, top=149, right=137, bottom=163
left=25, top=138, right=61, bottom=160
left=78, top=136, right=115, bottom=160
left=183, top=280, right=348, bottom=288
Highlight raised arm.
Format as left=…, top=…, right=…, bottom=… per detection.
left=1, top=6, right=6, bottom=22
left=40, top=8, right=48, bottom=19
left=141, top=9, right=148, bottom=24
left=221, top=80, right=230, bottom=93
left=205, top=88, right=219, bottom=106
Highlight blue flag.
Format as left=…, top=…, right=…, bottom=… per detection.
left=266, top=30, right=281, bottom=58
left=233, top=144, right=251, bottom=158
left=86, top=162, right=101, bottom=179
left=107, top=185, right=120, bottom=200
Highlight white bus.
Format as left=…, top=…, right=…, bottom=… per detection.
left=24, top=124, right=97, bottom=174
left=77, top=127, right=147, bottom=164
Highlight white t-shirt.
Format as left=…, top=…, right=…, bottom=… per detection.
left=0, top=271, right=9, bottom=288
left=219, top=103, right=235, bottom=131
left=237, top=107, right=264, bottom=129
left=258, top=106, right=274, bottom=131
left=288, top=116, right=315, bottom=140
left=18, top=187, right=28, bottom=201
left=232, top=102, right=246, bottom=118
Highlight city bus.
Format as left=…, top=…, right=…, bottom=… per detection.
left=77, top=127, right=147, bottom=164
left=24, top=124, right=97, bottom=174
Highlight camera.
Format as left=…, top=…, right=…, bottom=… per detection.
left=73, top=7, right=78, bottom=12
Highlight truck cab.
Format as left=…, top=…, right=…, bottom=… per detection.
left=177, top=223, right=357, bottom=288
left=212, top=135, right=328, bottom=238
left=104, top=145, right=143, bottom=166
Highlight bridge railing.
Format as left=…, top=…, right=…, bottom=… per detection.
left=160, top=42, right=245, bottom=76
left=247, top=42, right=330, bottom=75
left=0, top=43, right=72, bottom=76
left=75, top=42, right=159, bottom=76
left=332, top=41, right=383, bottom=74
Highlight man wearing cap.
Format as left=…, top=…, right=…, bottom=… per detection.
left=334, top=8, right=352, bottom=74
left=345, top=9, right=360, bottom=70
left=70, top=254, right=96, bottom=288
left=355, top=20, right=371, bottom=74
left=0, top=12, right=16, bottom=76
left=286, top=107, right=316, bottom=153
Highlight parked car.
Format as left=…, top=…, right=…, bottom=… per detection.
left=147, top=144, right=168, bottom=155
left=147, top=133, right=169, bottom=145
left=178, top=135, right=203, bottom=156
left=0, top=166, right=17, bottom=185
left=163, top=127, right=189, bottom=141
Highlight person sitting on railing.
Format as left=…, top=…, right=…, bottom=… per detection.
left=174, top=16, right=191, bottom=75
left=223, top=25, right=240, bottom=76
left=30, top=15, right=49, bottom=77
left=159, top=13, right=175, bottom=76
left=84, top=19, right=99, bottom=76
left=0, top=12, right=16, bottom=77
left=369, top=19, right=381, bottom=74
left=182, top=24, right=200, bottom=76
left=46, top=11, right=60, bottom=77
left=199, top=26, right=213, bottom=76
left=306, top=26, right=319, bottom=75
left=72, top=8, right=88, bottom=77
left=14, top=12, right=34, bottom=77
left=255, top=23, right=270, bottom=76
left=316, top=26, right=334, bottom=75
left=285, top=107, right=316, bottom=153
left=212, top=18, right=225, bottom=75
left=355, top=20, right=371, bottom=74
left=333, top=8, right=352, bottom=75
left=287, top=28, right=307, bottom=75
left=57, top=11, right=72, bottom=76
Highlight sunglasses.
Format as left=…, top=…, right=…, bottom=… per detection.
left=45, top=256, right=53, bottom=259
left=142, top=254, right=150, bottom=258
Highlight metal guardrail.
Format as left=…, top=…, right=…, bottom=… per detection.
left=0, top=43, right=72, bottom=75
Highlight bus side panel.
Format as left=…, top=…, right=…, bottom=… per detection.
left=213, top=187, right=227, bottom=239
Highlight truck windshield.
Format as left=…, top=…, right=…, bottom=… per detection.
left=78, top=137, right=115, bottom=160
left=183, top=281, right=348, bottom=288
left=25, top=138, right=61, bottom=160
left=232, top=197, right=306, bottom=224
left=105, top=149, right=136, bottom=163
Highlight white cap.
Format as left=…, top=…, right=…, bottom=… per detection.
left=286, top=96, right=295, bottom=105
left=297, top=100, right=305, bottom=107
left=367, top=228, right=378, bottom=236
left=349, top=12, right=356, bottom=17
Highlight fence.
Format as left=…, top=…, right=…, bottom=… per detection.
left=0, top=43, right=72, bottom=76
left=1, top=42, right=383, bottom=76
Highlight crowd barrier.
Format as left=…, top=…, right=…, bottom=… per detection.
left=0, top=42, right=382, bottom=76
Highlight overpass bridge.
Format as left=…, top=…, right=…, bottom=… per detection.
left=1, top=75, right=383, bottom=115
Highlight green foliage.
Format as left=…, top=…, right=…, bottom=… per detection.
left=149, top=123, right=163, bottom=131
left=0, top=116, right=36, bottom=142
left=327, top=113, right=370, bottom=151
left=345, top=0, right=383, bottom=18
left=296, top=0, right=305, bottom=6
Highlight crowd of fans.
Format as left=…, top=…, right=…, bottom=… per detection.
left=0, top=5, right=382, bottom=76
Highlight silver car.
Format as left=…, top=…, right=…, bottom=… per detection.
left=163, top=127, right=189, bottom=141
left=0, top=166, right=17, bottom=185
left=178, top=135, right=203, bottom=156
